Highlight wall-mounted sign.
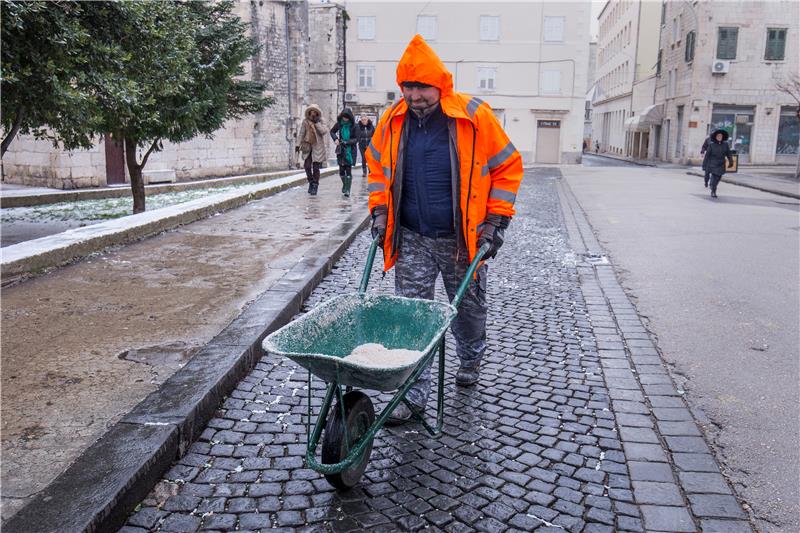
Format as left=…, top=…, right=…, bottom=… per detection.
left=688, top=121, right=698, bottom=128
left=538, top=120, right=561, bottom=128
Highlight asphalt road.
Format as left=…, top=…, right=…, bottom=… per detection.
left=563, top=161, right=800, bottom=532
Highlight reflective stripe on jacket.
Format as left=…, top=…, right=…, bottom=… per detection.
left=366, top=34, right=523, bottom=271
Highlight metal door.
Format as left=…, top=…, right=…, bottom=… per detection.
left=535, top=120, right=561, bottom=163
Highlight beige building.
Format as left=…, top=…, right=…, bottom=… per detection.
left=654, top=0, right=799, bottom=165
left=1, top=1, right=345, bottom=189
left=591, top=0, right=662, bottom=158
left=343, top=0, right=591, bottom=164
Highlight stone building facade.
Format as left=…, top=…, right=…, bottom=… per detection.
left=343, top=0, right=591, bottom=164
left=591, top=0, right=661, bottom=158
left=1, top=1, right=345, bottom=189
left=654, top=0, right=799, bottom=165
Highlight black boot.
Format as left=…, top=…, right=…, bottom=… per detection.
left=310, top=182, right=318, bottom=196
left=308, top=181, right=314, bottom=194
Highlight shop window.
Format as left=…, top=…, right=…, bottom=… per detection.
left=776, top=107, right=799, bottom=155
left=717, top=27, right=738, bottom=59
left=765, top=28, right=787, bottom=61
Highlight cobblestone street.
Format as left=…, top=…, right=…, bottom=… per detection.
left=121, top=169, right=752, bottom=532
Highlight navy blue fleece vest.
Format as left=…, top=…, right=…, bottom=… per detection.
left=400, top=106, right=454, bottom=237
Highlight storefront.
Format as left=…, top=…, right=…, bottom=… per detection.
left=776, top=106, right=799, bottom=162
left=710, top=105, right=755, bottom=163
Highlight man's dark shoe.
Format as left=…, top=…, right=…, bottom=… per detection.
left=308, top=182, right=314, bottom=194
left=385, top=402, right=423, bottom=426
left=456, top=366, right=480, bottom=386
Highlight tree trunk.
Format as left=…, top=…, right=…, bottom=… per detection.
left=124, top=136, right=146, bottom=213
left=1, top=106, right=26, bottom=159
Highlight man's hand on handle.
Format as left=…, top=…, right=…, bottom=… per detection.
left=477, top=213, right=510, bottom=259
left=371, top=205, right=388, bottom=243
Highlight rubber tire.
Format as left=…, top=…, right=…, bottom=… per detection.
left=321, top=390, right=375, bottom=489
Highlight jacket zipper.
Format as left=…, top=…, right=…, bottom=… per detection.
left=462, top=123, right=477, bottom=263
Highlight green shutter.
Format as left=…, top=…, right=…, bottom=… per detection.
left=717, top=27, right=738, bottom=59
left=765, top=28, right=787, bottom=60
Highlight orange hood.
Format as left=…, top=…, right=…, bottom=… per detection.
left=395, top=35, right=454, bottom=97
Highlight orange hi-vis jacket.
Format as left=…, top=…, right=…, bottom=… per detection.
left=366, top=35, right=524, bottom=271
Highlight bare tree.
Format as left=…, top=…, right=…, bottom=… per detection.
left=775, top=73, right=800, bottom=178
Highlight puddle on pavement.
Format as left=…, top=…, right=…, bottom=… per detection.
left=118, top=341, right=198, bottom=367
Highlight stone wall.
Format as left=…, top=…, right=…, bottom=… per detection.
left=308, top=3, right=345, bottom=162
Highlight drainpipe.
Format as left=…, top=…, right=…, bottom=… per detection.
left=285, top=1, right=294, bottom=168
left=342, top=7, right=348, bottom=110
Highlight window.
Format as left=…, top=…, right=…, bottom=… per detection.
left=765, top=28, right=787, bottom=60
left=776, top=107, right=799, bottom=154
left=357, top=16, right=376, bottom=40
left=660, top=1, right=666, bottom=26
left=477, top=67, right=496, bottom=90
left=540, top=69, right=561, bottom=94
left=657, top=49, right=662, bottom=76
left=357, top=65, right=375, bottom=89
left=480, top=15, right=499, bottom=41
left=417, top=15, right=437, bottom=40
left=672, top=18, right=678, bottom=44
left=717, top=27, right=738, bottom=59
left=685, top=31, right=696, bottom=62
left=543, top=16, right=565, bottom=42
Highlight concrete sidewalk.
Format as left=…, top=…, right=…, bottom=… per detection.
left=1, top=171, right=371, bottom=527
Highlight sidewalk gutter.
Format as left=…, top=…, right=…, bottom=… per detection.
left=1, top=169, right=336, bottom=284
left=686, top=170, right=800, bottom=200
left=0, top=169, right=304, bottom=208
left=3, top=205, right=371, bottom=533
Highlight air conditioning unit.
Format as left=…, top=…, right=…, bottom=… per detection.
left=711, top=60, right=730, bottom=74
left=386, top=91, right=396, bottom=101
left=344, top=92, right=359, bottom=103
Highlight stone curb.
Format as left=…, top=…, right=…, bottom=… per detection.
left=3, top=206, right=371, bottom=533
left=0, top=169, right=305, bottom=208
left=685, top=170, right=800, bottom=200
left=586, top=152, right=657, bottom=167
left=0, top=169, right=337, bottom=283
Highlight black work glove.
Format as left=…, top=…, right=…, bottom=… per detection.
left=371, top=205, right=388, bottom=242
left=477, top=213, right=510, bottom=259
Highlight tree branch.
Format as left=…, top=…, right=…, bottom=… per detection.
left=139, top=138, right=160, bottom=169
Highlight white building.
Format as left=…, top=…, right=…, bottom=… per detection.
left=591, top=0, right=661, bottom=158
left=343, top=0, right=591, bottom=164
left=654, top=0, right=800, bottom=165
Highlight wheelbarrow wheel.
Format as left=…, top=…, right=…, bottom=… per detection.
left=321, top=390, right=375, bottom=489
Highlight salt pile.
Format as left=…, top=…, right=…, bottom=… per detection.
left=344, top=343, right=422, bottom=368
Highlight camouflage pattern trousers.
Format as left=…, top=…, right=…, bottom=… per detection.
left=394, top=228, right=488, bottom=408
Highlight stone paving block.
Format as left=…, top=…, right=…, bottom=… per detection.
left=628, top=461, right=675, bottom=482
left=640, top=504, right=697, bottom=532
left=665, top=436, right=711, bottom=454
left=678, top=472, right=733, bottom=494
left=657, top=421, right=701, bottom=436
left=623, top=442, right=668, bottom=462
left=632, top=480, right=684, bottom=505
left=618, top=426, right=660, bottom=443
left=688, top=494, right=748, bottom=519
left=699, top=519, right=755, bottom=532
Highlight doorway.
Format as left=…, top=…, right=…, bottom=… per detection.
left=535, top=120, right=561, bottom=163
left=104, top=133, right=126, bottom=185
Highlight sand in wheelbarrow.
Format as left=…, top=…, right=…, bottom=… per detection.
left=344, top=343, right=422, bottom=368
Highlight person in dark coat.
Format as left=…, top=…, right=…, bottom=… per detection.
left=700, top=134, right=712, bottom=187
left=356, top=116, right=375, bottom=176
left=704, top=129, right=734, bottom=198
left=330, top=108, right=358, bottom=197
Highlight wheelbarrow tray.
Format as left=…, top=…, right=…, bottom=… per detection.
left=263, top=293, right=456, bottom=392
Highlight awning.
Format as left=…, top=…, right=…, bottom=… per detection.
left=625, top=104, right=664, bottom=131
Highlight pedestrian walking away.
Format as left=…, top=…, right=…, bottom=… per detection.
left=595, top=140, right=600, bottom=153
left=367, top=34, right=524, bottom=424
left=356, top=115, right=375, bottom=176
left=700, top=133, right=712, bottom=188
left=296, top=104, right=328, bottom=196
left=330, top=108, right=358, bottom=197
left=704, top=128, right=734, bottom=198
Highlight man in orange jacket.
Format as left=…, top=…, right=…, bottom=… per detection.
left=367, top=35, right=523, bottom=424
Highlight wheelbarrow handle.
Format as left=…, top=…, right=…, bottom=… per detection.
left=359, top=236, right=488, bottom=305
left=451, top=243, right=489, bottom=309
left=359, top=235, right=382, bottom=294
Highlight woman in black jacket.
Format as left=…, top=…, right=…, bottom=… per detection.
left=356, top=116, right=375, bottom=176
left=703, top=129, right=734, bottom=198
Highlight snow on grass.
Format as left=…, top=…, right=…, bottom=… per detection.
left=1, top=184, right=248, bottom=224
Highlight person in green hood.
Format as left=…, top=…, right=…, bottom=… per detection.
left=330, top=108, right=358, bottom=197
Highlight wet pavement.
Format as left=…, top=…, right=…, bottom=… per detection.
left=0, top=173, right=368, bottom=522
left=121, top=169, right=752, bottom=532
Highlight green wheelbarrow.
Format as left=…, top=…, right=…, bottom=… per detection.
left=262, top=236, right=488, bottom=489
